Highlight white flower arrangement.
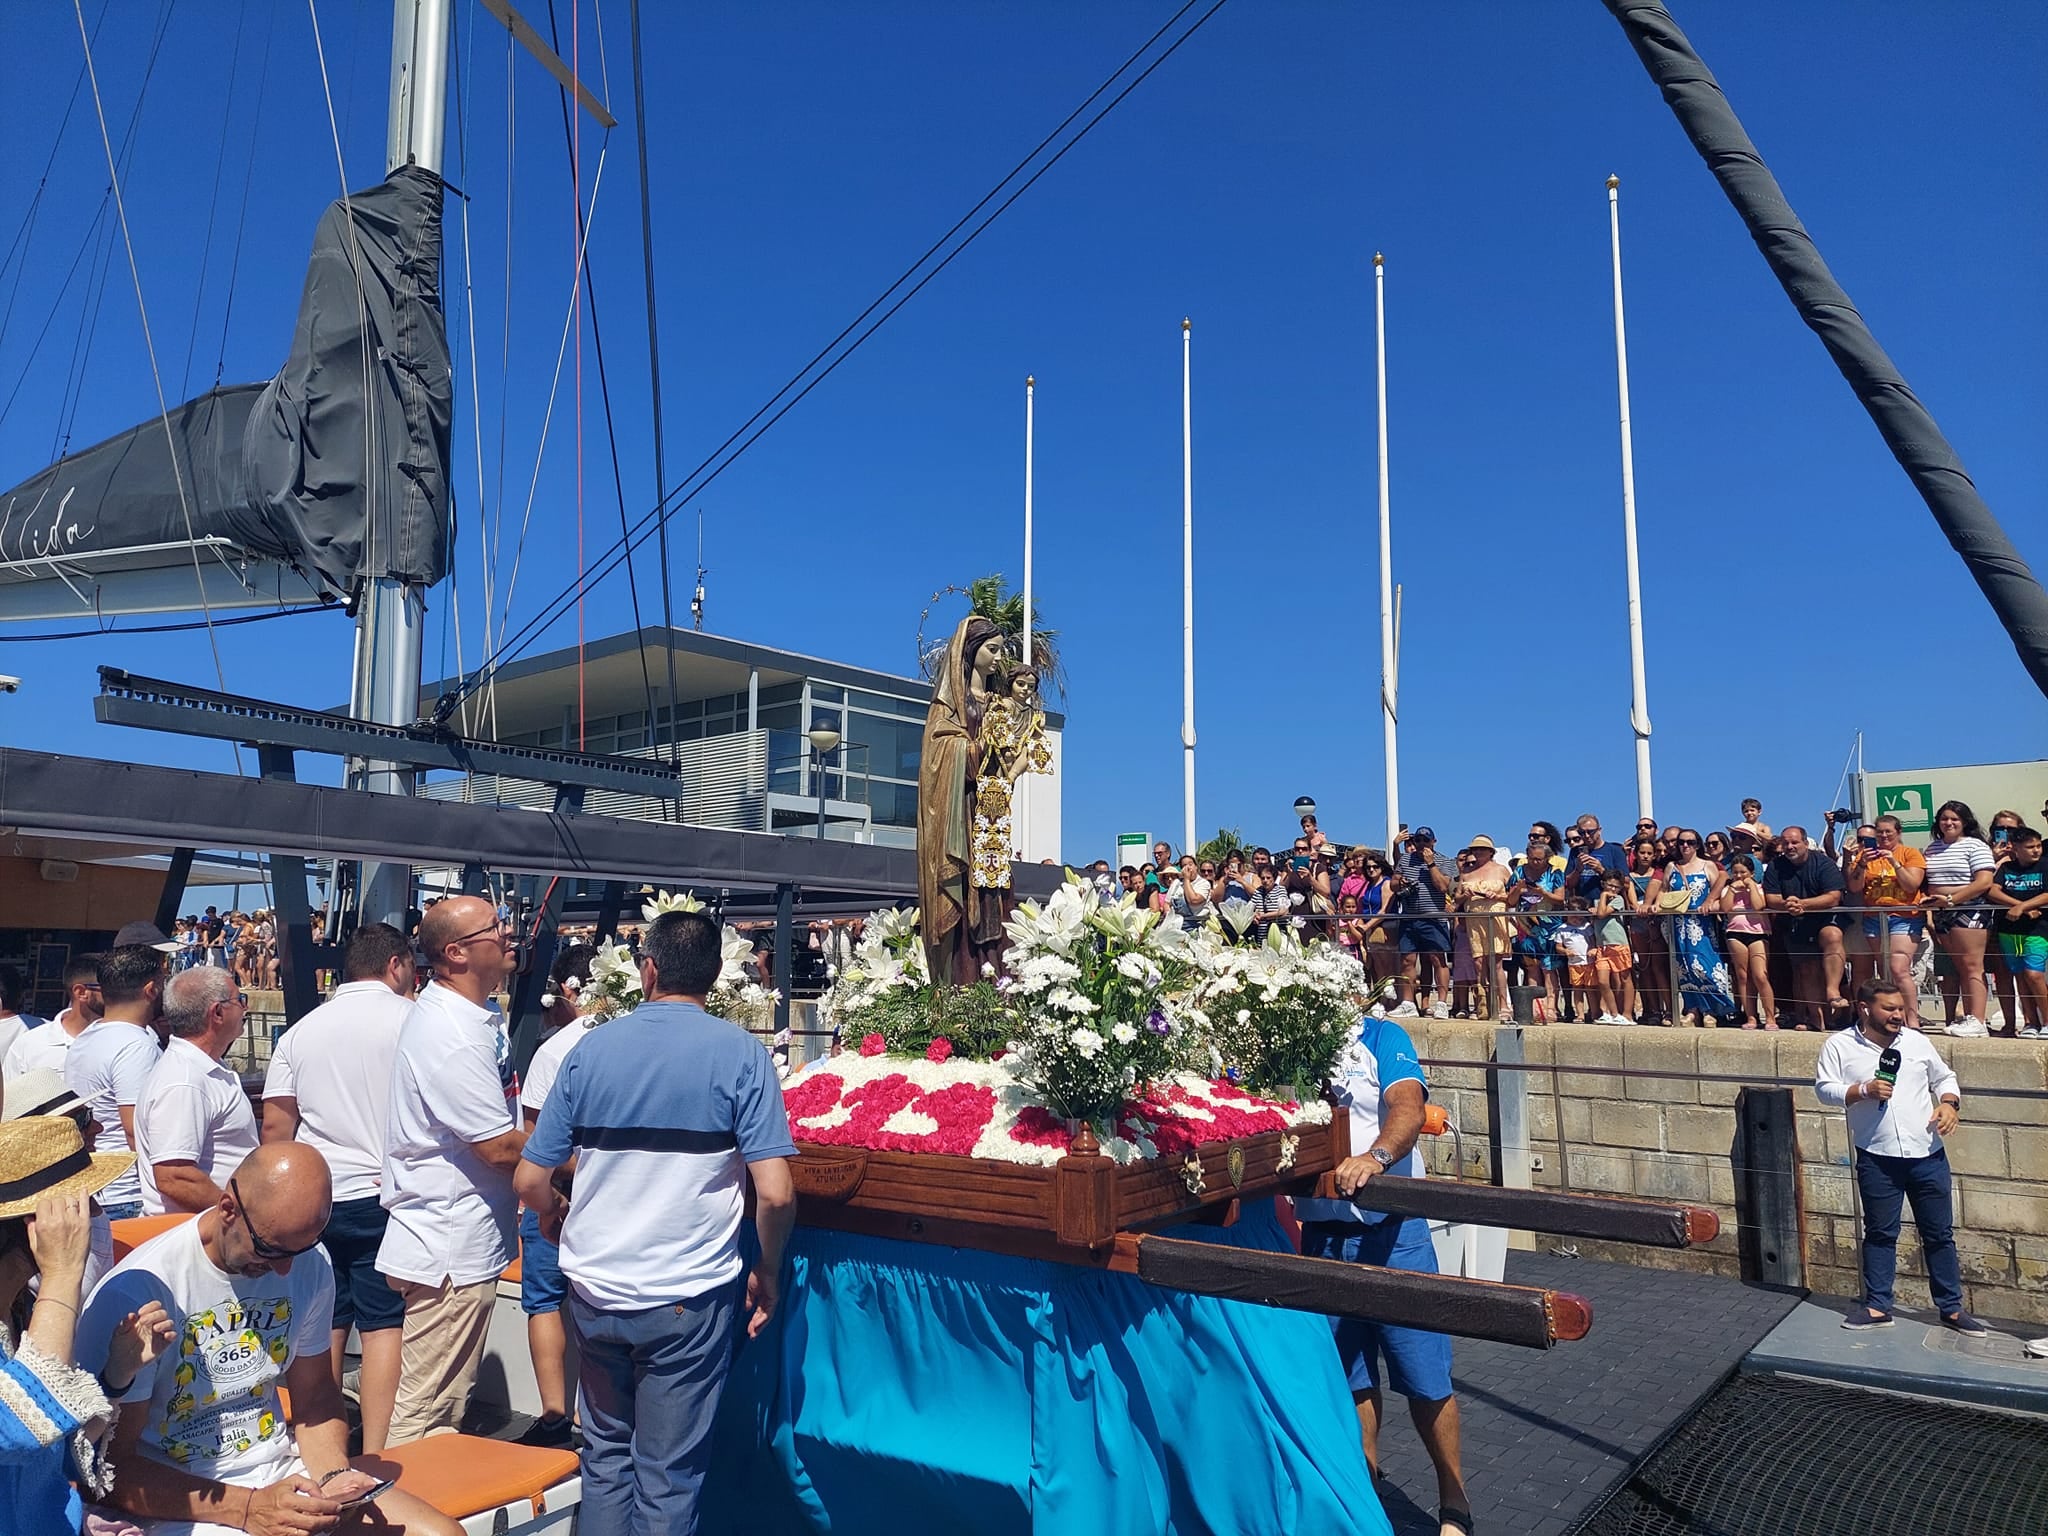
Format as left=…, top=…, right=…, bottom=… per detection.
left=817, top=904, right=930, bottom=1027
left=578, top=891, right=778, bottom=1031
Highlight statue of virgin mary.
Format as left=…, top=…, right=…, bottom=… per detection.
left=917, top=614, right=1010, bottom=985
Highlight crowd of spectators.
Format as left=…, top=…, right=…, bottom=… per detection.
left=1118, top=794, right=2048, bottom=1039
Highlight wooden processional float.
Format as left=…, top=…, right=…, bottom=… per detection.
left=788, top=1109, right=1720, bottom=1352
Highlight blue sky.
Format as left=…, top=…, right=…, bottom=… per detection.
left=2, top=0, right=2043, bottom=864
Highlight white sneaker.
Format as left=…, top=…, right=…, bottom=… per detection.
left=1389, top=1001, right=1420, bottom=1018
left=1428, top=1001, right=1450, bottom=1019
left=2027, top=1337, right=2048, bottom=1360
left=1948, top=1015, right=1988, bottom=1038
left=1368, top=1003, right=1388, bottom=1019
left=1599, top=1012, right=1630, bottom=1026
left=2022, top=1025, right=2046, bottom=1039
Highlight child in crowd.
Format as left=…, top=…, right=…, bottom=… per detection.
left=1556, top=898, right=1599, bottom=1022
left=1592, top=872, right=1635, bottom=1025
left=1988, top=825, right=2048, bottom=1039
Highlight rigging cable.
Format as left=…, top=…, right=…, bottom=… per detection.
left=460, top=0, right=1234, bottom=700
left=210, top=1, right=275, bottom=386
left=544, top=0, right=660, bottom=766
left=0, top=603, right=332, bottom=645
left=70, top=0, right=241, bottom=752
left=178, top=0, right=249, bottom=397
left=628, top=0, right=681, bottom=773
left=0, top=0, right=108, bottom=358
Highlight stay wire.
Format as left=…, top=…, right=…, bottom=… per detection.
left=70, top=0, right=241, bottom=769
left=627, top=0, right=681, bottom=774
left=466, top=0, right=1233, bottom=698
left=544, top=0, right=660, bottom=768
left=179, top=0, right=249, bottom=398
left=213, top=6, right=276, bottom=386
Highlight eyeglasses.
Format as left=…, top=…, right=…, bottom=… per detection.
left=1677, top=838, right=1701, bottom=848
left=229, top=1177, right=322, bottom=1262
left=447, top=918, right=512, bottom=949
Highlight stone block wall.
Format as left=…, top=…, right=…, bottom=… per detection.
left=1406, top=1019, right=2048, bottom=1326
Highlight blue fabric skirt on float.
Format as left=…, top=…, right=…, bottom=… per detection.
left=702, top=1197, right=1390, bottom=1536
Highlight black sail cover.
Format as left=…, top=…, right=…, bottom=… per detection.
left=0, top=166, right=451, bottom=599
left=1604, top=0, right=2048, bottom=698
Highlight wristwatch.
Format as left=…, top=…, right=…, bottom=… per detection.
left=1369, top=1146, right=1395, bottom=1170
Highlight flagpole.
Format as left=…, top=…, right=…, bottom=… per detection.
left=1608, top=175, right=1654, bottom=822
left=1374, top=253, right=1399, bottom=853
left=1023, top=375, right=1035, bottom=671
left=1181, top=317, right=1197, bottom=856
left=1017, top=374, right=1035, bottom=859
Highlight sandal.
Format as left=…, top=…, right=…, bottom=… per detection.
left=1440, top=1508, right=1476, bottom=1535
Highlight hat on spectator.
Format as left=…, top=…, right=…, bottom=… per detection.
left=1725, top=825, right=1762, bottom=846
left=1408, top=826, right=1436, bottom=844
left=1462, top=835, right=1497, bottom=856
left=0, top=1116, right=135, bottom=1220
left=112, top=920, right=178, bottom=953
left=1, top=1069, right=87, bottom=1123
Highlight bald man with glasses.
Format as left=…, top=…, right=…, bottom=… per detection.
left=378, top=895, right=527, bottom=1444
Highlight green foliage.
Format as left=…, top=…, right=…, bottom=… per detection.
left=1194, top=827, right=1246, bottom=865
left=845, top=981, right=1010, bottom=1061
left=922, top=574, right=1065, bottom=701
left=1213, top=988, right=1360, bottom=1103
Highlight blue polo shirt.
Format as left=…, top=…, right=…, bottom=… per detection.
left=1294, top=1017, right=1427, bottom=1226
left=524, top=1000, right=796, bottom=1309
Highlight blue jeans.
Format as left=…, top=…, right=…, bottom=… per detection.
left=568, top=1279, right=743, bottom=1536
left=1854, top=1147, right=1962, bottom=1316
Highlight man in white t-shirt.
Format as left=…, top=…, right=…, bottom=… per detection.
left=261, top=921, right=415, bottom=1453
left=66, top=937, right=172, bottom=1220
left=77, top=1143, right=459, bottom=1536
left=137, top=968, right=260, bottom=1216
left=3, top=953, right=102, bottom=1080
left=378, top=895, right=525, bottom=1445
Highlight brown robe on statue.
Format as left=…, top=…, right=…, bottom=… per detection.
left=918, top=617, right=1008, bottom=984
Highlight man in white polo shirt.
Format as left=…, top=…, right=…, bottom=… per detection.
left=1816, top=976, right=1984, bottom=1337
left=262, top=921, right=416, bottom=1453
left=517, top=909, right=795, bottom=1536
left=3, top=953, right=103, bottom=1079
left=379, top=894, right=525, bottom=1445
left=66, top=933, right=173, bottom=1221
left=135, top=967, right=259, bottom=1215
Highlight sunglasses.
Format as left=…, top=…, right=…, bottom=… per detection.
left=1677, top=838, right=1701, bottom=847
left=229, top=1177, right=322, bottom=1262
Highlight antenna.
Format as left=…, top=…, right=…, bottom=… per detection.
left=691, top=508, right=707, bottom=631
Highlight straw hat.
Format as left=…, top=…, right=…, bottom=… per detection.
left=1463, top=835, right=1499, bottom=856
left=0, top=1117, right=135, bottom=1221
left=1, top=1070, right=87, bottom=1123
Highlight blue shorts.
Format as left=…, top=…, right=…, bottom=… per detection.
left=322, top=1194, right=404, bottom=1334
left=519, top=1208, right=567, bottom=1315
left=1862, top=915, right=1925, bottom=942
left=1399, top=919, right=1453, bottom=956
left=1300, top=1216, right=1455, bottom=1401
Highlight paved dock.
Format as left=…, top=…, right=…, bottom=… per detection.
left=1743, top=1293, right=2048, bottom=1415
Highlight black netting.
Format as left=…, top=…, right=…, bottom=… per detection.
left=1570, top=1372, right=2048, bottom=1536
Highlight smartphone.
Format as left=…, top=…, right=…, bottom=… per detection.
left=1993, top=828, right=2011, bottom=847
left=1859, top=834, right=1878, bottom=851
left=334, top=1474, right=398, bottom=1510
left=1291, top=856, right=1310, bottom=872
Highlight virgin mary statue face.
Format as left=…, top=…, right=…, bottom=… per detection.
left=971, top=633, right=1007, bottom=683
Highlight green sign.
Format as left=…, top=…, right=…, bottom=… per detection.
left=1115, top=832, right=1149, bottom=870
left=1876, top=783, right=1935, bottom=833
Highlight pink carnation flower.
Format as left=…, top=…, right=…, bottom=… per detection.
left=926, top=1037, right=954, bottom=1064
left=859, top=1033, right=887, bottom=1057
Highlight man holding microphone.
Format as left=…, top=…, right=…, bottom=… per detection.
left=1816, top=977, right=1986, bottom=1336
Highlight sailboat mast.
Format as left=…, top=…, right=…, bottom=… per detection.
left=351, top=0, right=451, bottom=926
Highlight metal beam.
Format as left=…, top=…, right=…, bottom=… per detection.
left=255, top=746, right=321, bottom=1025
left=0, top=748, right=1067, bottom=900
left=95, top=668, right=683, bottom=799
left=154, top=848, right=195, bottom=934
left=478, top=0, right=618, bottom=129
left=773, top=883, right=794, bottom=1038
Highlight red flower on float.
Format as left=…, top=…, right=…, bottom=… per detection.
left=926, top=1037, right=954, bottom=1064
left=859, top=1032, right=887, bottom=1057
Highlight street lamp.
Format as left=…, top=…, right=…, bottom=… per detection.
left=1293, top=795, right=1317, bottom=826
left=807, top=725, right=842, bottom=839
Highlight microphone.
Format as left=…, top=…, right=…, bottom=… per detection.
left=1875, top=1046, right=1901, bottom=1109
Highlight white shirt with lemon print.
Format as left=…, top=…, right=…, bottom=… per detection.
left=78, top=1217, right=333, bottom=1491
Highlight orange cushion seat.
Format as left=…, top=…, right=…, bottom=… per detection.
left=361, top=1435, right=580, bottom=1520
left=109, top=1212, right=196, bottom=1261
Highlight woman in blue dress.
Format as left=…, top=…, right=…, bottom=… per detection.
left=1665, top=831, right=1737, bottom=1023
left=1508, top=834, right=1567, bottom=1019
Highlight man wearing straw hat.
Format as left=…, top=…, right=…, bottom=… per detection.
left=0, top=1116, right=174, bottom=1535
left=77, top=1144, right=462, bottom=1535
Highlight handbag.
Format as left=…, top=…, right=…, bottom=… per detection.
left=1653, top=886, right=1694, bottom=915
